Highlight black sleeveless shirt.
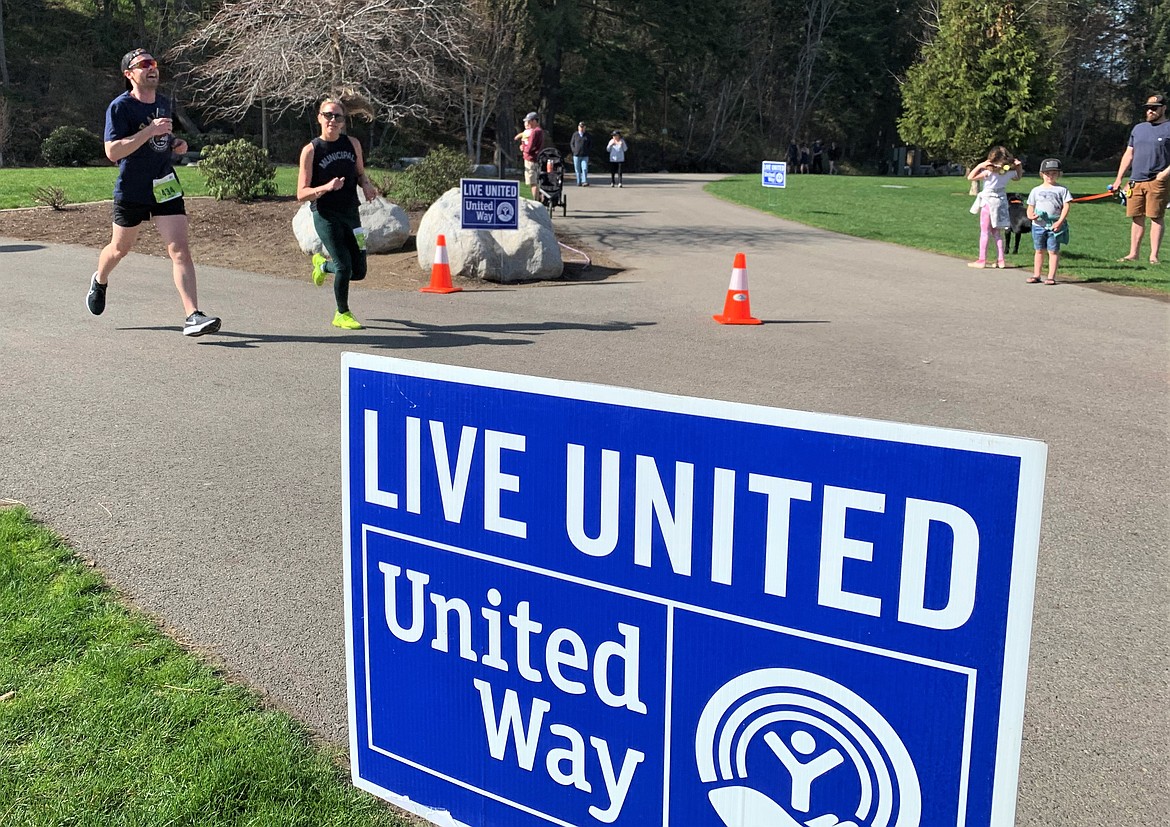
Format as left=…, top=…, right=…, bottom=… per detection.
left=309, top=136, right=359, bottom=213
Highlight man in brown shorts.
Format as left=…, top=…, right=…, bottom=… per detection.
left=1111, top=94, right=1170, bottom=264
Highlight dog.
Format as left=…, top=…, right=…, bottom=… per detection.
left=1006, top=192, right=1032, bottom=254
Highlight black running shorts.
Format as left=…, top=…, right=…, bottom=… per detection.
left=112, top=197, right=187, bottom=228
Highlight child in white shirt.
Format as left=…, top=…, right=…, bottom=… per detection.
left=1026, top=158, right=1072, bottom=285
left=967, top=145, right=1024, bottom=268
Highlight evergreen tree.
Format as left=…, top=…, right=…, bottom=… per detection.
left=897, top=0, right=1056, bottom=164
left=1124, top=0, right=1170, bottom=97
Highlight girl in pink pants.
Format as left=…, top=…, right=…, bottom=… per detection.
left=966, top=146, right=1023, bottom=268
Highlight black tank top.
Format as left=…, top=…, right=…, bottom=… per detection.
left=309, top=136, right=359, bottom=213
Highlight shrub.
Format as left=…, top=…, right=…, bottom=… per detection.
left=32, top=185, right=68, bottom=210
left=176, top=130, right=233, bottom=153
left=198, top=139, right=277, bottom=202
left=388, top=145, right=471, bottom=209
left=40, top=126, right=104, bottom=167
left=365, top=140, right=410, bottom=170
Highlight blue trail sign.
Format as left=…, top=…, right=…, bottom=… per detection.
left=761, top=161, right=787, bottom=188
left=342, top=354, right=1046, bottom=827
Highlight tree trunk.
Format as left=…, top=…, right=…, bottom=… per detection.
left=496, top=90, right=515, bottom=176
left=0, top=0, right=10, bottom=89
left=130, top=0, right=148, bottom=42
left=538, top=45, right=562, bottom=145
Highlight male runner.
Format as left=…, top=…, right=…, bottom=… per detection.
left=87, top=48, right=221, bottom=336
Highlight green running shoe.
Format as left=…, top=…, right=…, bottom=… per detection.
left=311, top=253, right=327, bottom=286
left=332, top=311, right=363, bottom=330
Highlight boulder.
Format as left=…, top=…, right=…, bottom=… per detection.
left=416, top=189, right=563, bottom=283
left=292, top=195, right=410, bottom=255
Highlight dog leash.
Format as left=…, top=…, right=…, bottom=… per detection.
left=1069, top=191, right=1121, bottom=203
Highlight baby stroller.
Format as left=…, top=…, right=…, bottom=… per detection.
left=536, top=147, right=567, bottom=216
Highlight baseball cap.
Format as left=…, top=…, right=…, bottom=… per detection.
left=1039, top=158, right=1062, bottom=173
left=121, top=48, right=149, bottom=89
left=611, top=129, right=621, bottom=135
left=1144, top=94, right=1167, bottom=108
left=524, top=111, right=538, bottom=122
left=121, top=48, right=150, bottom=72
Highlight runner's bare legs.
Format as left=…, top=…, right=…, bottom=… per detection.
left=154, top=213, right=198, bottom=315
left=96, top=224, right=141, bottom=284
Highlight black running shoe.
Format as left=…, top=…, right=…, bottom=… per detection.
left=183, top=311, right=221, bottom=337
left=86, top=273, right=106, bottom=316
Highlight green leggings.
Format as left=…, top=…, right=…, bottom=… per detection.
left=312, top=207, right=366, bottom=314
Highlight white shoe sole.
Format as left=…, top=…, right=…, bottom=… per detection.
left=183, top=318, right=221, bottom=337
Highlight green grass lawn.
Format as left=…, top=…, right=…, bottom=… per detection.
left=0, top=165, right=309, bottom=208
left=707, top=173, right=1169, bottom=292
left=0, top=505, right=409, bottom=827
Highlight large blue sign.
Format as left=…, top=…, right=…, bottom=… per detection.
left=343, top=355, right=1046, bottom=827
left=762, top=161, right=787, bottom=188
left=461, top=178, right=519, bottom=230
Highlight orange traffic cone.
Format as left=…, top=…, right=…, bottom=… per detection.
left=712, top=252, right=761, bottom=324
left=420, top=234, right=462, bottom=294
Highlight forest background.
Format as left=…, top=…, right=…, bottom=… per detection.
left=0, top=0, right=1166, bottom=174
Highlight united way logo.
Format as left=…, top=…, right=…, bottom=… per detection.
left=695, top=668, right=921, bottom=827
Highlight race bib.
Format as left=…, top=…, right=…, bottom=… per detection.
left=153, top=173, right=183, bottom=203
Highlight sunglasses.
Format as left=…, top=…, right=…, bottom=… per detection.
left=320, top=112, right=346, bottom=121
left=129, top=58, right=157, bottom=71
left=1145, top=104, right=1165, bottom=110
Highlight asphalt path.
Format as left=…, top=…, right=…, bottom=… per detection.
left=2, top=173, right=1167, bottom=825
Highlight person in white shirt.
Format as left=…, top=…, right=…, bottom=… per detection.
left=606, top=130, right=627, bottom=188
left=966, top=145, right=1023, bottom=268
left=1025, top=158, right=1072, bottom=285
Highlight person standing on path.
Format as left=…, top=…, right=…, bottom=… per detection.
left=297, top=96, right=379, bottom=331
left=1111, top=93, right=1170, bottom=264
left=607, top=130, right=627, bottom=187
left=966, top=145, right=1023, bottom=269
left=86, top=48, right=221, bottom=337
left=570, top=122, right=592, bottom=186
left=1026, top=158, right=1072, bottom=285
left=513, top=112, right=545, bottom=200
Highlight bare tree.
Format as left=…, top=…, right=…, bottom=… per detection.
left=788, top=0, right=843, bottom=145
left=0, top=0, right=9, bottom=89
left=459, top=0, right=528, bottom=165
left=170, top=0, right=470, bottom=124
left=0, top=97, right=12, bottom=167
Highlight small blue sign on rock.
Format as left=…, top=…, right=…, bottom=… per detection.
left=343, top=354, right=1047, bottom=827
left=461, top=178, right=519, bottom=230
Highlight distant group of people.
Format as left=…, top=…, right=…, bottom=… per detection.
left=521, top=116, right=627, bottom=189
left=786, top=140, right=841, bottom=175
left=962, top=92, right=1167, bottom=283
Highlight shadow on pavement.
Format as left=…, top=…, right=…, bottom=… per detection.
left=118, top=318, right=656, bottom=350
left=0, top=243, right=46, bottom=253
left=592, top=224, right=854, bottom=249
left=757, top=319, right=830, bottom=325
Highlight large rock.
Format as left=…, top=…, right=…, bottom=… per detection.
left=417, top=189, right=563, bottom=283
left=292, top=195, right=410, bottom=255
